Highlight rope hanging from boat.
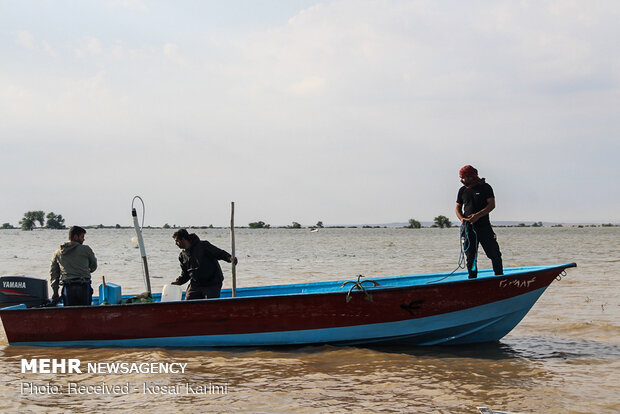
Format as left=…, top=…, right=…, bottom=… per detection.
left=461, top=223, right=479, bottom=272
left=427, top=222, right=478, bottom=284
left=341, top=275, right=380, bottom=303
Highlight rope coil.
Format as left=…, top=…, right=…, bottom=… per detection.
left=427, top=222, right=477, bottom=284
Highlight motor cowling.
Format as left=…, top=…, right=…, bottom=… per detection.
left=0, top=276, right=49, bottom=308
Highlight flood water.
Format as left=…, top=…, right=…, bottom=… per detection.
left=0, top=227, right=618, bottom=413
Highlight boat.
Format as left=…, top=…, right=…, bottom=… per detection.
left=0, top=263, right=576, bottom=348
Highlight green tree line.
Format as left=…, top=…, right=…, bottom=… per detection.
left=406, top=215, right=454, bottom=229
left=2, top=211, right=67, bottom=231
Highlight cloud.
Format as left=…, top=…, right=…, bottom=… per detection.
left=73, top=37, right=104, bottom=58
left=41, top=40, right=58, bottom=57
left=162, top=42, right=189, bottom=66
left=13, top=30, right=58, bottom=56
left=14, top=30, right=35, bottom=49
left=288, top=76, right=326, bottom=96
left=106, top=0, right=149, bottom=12
left=2, top=0, right=619, bottom=224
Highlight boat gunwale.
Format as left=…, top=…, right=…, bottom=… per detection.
left=0, top=263, right=576, bottom=314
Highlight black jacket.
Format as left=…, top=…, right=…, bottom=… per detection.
left=174, top=235, right=230, bottom=287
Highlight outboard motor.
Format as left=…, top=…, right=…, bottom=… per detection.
left=0, top=276, right=49, bottom=308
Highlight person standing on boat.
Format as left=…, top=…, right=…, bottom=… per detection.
left=49, top=226, right=98, bottom=306
left=171, top=229, right=238, bottom=300
left=455, top=165, right=503, bottom=279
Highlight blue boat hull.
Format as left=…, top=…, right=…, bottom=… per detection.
left=0, top=264, right=575, bottom=348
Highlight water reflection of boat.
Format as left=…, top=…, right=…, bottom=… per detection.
left=478, top=407, right=518, bottom=414
left=0, top=263, right=576, bottom=348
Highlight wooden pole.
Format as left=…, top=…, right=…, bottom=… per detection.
left=132, top=206, right=151, bottom=295
left=231, top=201, right=237, bottom=297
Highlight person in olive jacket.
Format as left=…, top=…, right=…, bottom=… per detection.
left=171, top=229, right=237, bottom=299
left=49, top=226, right=98, bottom=306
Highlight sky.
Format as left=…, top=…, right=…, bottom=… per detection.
left=1, top=0, right=619, bottom=227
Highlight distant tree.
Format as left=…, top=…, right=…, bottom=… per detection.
left=163, top=223, right=171, bottom=229
left=249, top=221, right=266, bottom=229
left=45, top=212, right=66, bottom=229
left=115, top=224, right=121, bottom=229
left=433, top=215, right=452, bottom=229
left=20, top=218, right=35, bottom=231
left=532, top=221, right=543, bottom=227
left=20, top=210, right=45, bottom=231
left=1, top=223, right=15, bottom=229
left=291, top=222, right=302, bottom=229
left=407, top=219, right=421, bottom=229
left=316, top=221, right=324, bottom=228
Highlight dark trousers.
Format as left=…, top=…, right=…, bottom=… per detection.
left=186, top=282, right=222, bottom=300
left=61, top=282, right=93, bottom=306
left=463, top=223, right=503, bottom=278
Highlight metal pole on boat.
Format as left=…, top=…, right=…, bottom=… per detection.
left=132, top=197, right=152, bottom=295
left=231, top=201, right=237, bottom=297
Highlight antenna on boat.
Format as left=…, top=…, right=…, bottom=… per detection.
left=131, top=195, right=152, bottom=295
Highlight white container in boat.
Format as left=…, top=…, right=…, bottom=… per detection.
left=161, top=284, right=183, bottom=302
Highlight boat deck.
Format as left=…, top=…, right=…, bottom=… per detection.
left=90, top=264, right=569, bottom=305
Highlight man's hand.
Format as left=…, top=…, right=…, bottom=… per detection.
left=467, top=213, right=480, bottom=224
left=229, top=256, right=238, bottom=266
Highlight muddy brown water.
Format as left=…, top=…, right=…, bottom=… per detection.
left=0, top=227, right=618, bottom=413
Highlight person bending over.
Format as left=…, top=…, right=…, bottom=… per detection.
left=171, top=229, right=237, bottom=300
